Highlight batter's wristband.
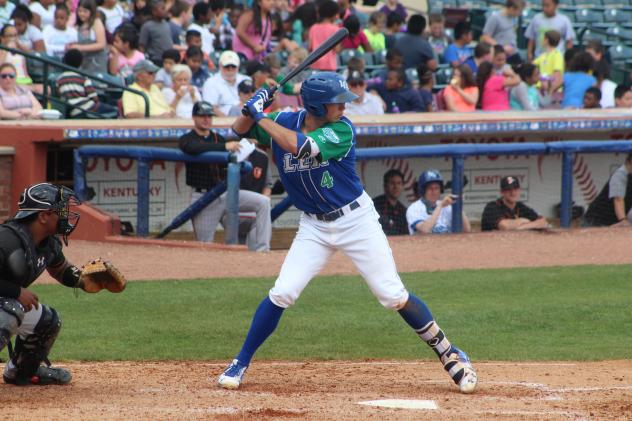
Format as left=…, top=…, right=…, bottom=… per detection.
left=253, top=113, right=268, bottom=123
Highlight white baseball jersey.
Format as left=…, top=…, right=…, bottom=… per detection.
left=406, top=199, right=453, bottom=234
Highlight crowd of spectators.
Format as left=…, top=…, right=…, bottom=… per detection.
left=2, top=0, right=632, bottom=120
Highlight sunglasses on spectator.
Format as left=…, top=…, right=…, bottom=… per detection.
left=349, top=81, right=364, bottom=87
left=0, top=73, right=16, bottom=79
left=223, top=64, right=238, bottom=69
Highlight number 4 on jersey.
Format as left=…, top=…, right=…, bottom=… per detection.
left=320, top=171, right=334, bottom=189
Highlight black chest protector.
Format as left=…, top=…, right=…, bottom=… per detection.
left=0, top=221, right=63, bottom=288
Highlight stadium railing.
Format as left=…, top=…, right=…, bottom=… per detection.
left=0, top=45, right=150, bottom=118
left=273, top=140, right=632, bottom=232
left=73, top=141, right=632, bottom=240
left=73, top=145, right=252, bottom=243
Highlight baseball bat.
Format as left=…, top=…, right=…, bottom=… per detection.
left=242, top=28, right=349, bottom=116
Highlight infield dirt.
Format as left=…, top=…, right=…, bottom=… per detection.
left=12, top=227, right=632, bottom=419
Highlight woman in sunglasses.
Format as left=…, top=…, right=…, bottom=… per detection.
left=0, top=62, right=42, bottom=119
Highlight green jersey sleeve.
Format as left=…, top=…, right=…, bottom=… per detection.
left=308, top=120, right=354, bottom=161
left=246, top=112, right=280, bottom=146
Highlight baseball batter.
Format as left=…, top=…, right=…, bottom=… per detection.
left=218, top=72, right=478, bottom=393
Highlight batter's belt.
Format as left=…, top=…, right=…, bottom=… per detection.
left=307, top=200, right=361, bottom=222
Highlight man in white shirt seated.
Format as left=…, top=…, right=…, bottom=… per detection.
left=201, top=50, right=250, bottom=116
left=344, top=70, right=385, bottom=116
left=42, top=4, right=77, bottom=59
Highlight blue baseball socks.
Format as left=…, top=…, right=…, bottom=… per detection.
left=235, top=297, right=285, bottom=366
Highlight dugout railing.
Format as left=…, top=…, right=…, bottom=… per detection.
left=73, top=145, right=252, bottom=243
left=74, top=141, right=632, bottom=239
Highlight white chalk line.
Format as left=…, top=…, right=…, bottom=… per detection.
left=486, top=380, right=632, bottom=393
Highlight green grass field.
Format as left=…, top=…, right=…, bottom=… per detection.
left=37, top=264, right=632, bottom=363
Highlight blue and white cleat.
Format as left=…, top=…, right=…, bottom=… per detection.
left=441, top=347, right=478, bottom=394
left=218, top=359, right=248, bottom=390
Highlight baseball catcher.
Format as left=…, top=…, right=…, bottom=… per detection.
left=0, top=183, right=125, bottom=386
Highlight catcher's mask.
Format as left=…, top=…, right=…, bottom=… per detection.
left=14, top=183, right=81, bottom=245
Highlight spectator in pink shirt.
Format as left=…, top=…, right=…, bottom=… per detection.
left=233, top=0, right=273, bottom=61
left=308, top=0, right=340, bottom=71
left=109, top=24, right=145, bottom=79
left=476, top=61, right=520, bottom=111
left=340, top=14, right=372, bottom=52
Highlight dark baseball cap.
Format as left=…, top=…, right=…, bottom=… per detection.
left=347, top=70, right=365, bottom=83
left=192, top=101, right=215, bottom=117
left=245, top=60, right=271, bottom=77
left=500, top=176, right=520, bottom=190
left=238, top=79, right=255, bottom=94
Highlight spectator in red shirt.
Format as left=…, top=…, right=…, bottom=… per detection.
left=341, top=15, right=372, bottom=52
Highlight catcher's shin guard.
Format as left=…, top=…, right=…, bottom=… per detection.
left=12, top=305, right=61, bottom=379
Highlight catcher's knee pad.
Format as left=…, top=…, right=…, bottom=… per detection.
left=0, top=298, right=24, bottom=351
left=13, top=306, right=61, bottom=378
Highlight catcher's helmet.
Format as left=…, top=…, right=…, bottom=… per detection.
left=14, top=183, right=81, bottom=244
left=418, top=170, right=444, bottom=196
left=300, top=72, right=358, bottom=117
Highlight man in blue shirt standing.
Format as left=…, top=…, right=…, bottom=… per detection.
left=217, top=72, right=478, bottom=394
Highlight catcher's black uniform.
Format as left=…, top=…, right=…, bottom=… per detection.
left=0, top=221, right=66, bottom=298
left=0, top=183, right=80, bottom=386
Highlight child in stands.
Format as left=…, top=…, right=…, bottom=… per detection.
left=109, top=24, right=145, bottom=79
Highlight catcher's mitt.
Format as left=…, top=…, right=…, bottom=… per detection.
left=79, top=258, right=126, bottom=293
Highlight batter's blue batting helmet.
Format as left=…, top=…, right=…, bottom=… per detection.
left=418, top=170, right=444, bottom=196
left=300, top=72, right=358, bottom=117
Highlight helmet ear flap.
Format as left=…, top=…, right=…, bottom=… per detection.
left=308, top=103, right=326, bottom=117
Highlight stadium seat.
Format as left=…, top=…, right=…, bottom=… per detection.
left=575, top=9, right=603, bottom=24
left=575, top=0, right=604, bottom=8
left=339, top=49, right=360, bottom=66
left=558, top=0, right=576, bottom=8
left=602, top=0, right=627, bottom=6
left=606, top=26, right=632, bottom=41
left=373, top=49, right=387, bottom=65
left=26, top=52, right=61, bottom=84
left=435, top=66, right=454, bottom=86
left=581, top=28, right=610, bottom=46
left=405, top=68, right=419, bottom=87
left=603, top=9, right=632, bottom=24
left=92, top=72, right=125, bottom=105
left=608, top=44, right=632, bottom=65
left=363, top=52, right=375, bottom=67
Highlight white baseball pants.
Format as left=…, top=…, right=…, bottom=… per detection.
left=269, top=191, right=409, bottom=309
